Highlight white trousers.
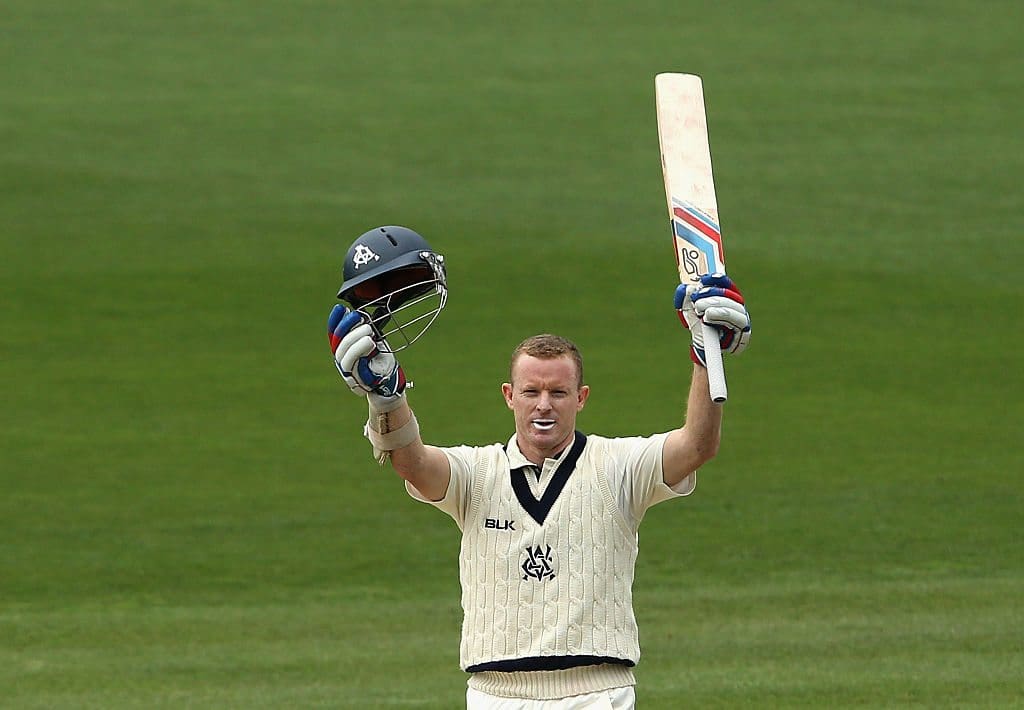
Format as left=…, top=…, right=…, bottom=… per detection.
left=466, top=686, right=636, bottom=710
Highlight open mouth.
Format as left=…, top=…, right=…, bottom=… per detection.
left=531, top=419, right=556, bottom=431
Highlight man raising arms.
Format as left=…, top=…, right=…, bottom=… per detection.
left=328, top=226, right=750, bottom=709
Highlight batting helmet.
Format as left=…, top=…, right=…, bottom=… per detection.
left=336, top=226, right=447, bottom=352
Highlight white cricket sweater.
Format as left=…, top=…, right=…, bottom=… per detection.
left=458, top=432, right=640, bottom=671
left=407, top=430, right=693, bottom=699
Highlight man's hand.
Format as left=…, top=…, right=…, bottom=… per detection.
left=674, top=273, right=751, bottom=367
left=327, top=305, right=407, bottom=400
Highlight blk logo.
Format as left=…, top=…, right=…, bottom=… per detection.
left=485, top=518, right=515, bottom=531
left=522, top=545, right=556, bottom=581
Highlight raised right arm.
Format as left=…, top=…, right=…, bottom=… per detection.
left=366, top=397, right=451, bottom=501
left=329, top=304, right=451, bottom=501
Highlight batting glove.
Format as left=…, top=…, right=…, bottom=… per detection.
left=674, top=273, right=751, bottom=367
left=328, top=305, right=407, bottom=404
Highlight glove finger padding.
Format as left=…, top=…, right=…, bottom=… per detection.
left=673, top=283, right=700, bottom=330
left=694, top=295, right=749, bottom=329
left=331, top=309, right=366, bottom=347
left=329, top=304, right=408, bottom=400
left=329, top=306, right=365, bottom=392
left=698, top=303, right=750, bottom=353
left=674, top=283, right=707, bottom=366
left=698, top=272, right=742, bottom=293
left=327, top=304, right=349, bottom=352
left=675, top=274, right=752, bottom=362
left=335, top=327, right=408, bottom=398
left=692, top=289, right=751, bottom=356
left=331, top=305, right=376, bottom=393
left=337, top=330, right=377, bottom=392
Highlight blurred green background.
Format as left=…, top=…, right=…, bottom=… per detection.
left=2, top=1, right=1021, bottom=707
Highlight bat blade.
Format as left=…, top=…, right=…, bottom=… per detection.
left=655, top=72, right=728, bottom=402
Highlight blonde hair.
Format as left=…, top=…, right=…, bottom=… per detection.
left=509, top=334, right=584, bottom=388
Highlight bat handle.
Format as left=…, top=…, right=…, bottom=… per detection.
left=701, top=322, right=728, bottom=402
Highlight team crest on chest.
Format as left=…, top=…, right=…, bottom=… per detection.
left=521, top=544, right=556, bottom=581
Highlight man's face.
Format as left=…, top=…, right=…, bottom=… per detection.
left=502, top=354, right=589, bottom=464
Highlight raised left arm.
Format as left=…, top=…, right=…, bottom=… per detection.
left=663, top=273, right=750, bottom=487
left=663, top=365, right=722, bottom=487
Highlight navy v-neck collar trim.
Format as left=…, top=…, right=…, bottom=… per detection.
left=508, top=431, right=587, bottom=526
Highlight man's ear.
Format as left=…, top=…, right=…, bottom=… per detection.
left=501, top=382, right=514, bottom=409
left=577, top=385, right=590, bottom=411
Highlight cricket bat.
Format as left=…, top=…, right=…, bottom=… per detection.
left=655, top=72, right=729, bottom=402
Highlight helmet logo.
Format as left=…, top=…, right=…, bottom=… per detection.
left=352, top=244, right=381, bottom=269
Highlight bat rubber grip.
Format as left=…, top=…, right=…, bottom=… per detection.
left=701, top=323, right=728, bottom=402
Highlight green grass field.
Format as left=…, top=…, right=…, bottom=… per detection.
left=2, top=1, right=1022, bottom=707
